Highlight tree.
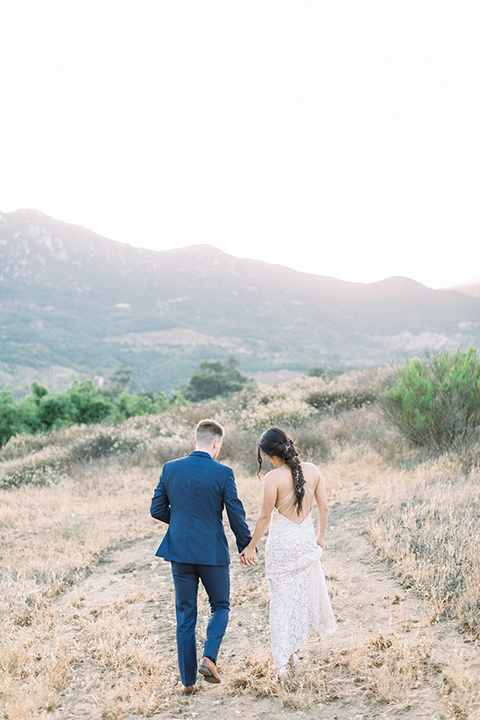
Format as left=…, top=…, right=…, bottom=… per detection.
left=0, top=374, right=172, bottom=446
left=37, top=392, right=70, bottom=430
left=0, top=388, right=19, bottom=447
left=104, top=366, right=133, bottom=398
left=381, top=347, right=480, bottom=448
left=65, top=380, right=114, bottom=424
left=308, top=365, right=326, bottom=378
left=184, top=356, right=249, bottom=402
left=113, top=389, right=154, bottom=420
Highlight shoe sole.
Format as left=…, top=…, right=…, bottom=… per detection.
left=198, top=667, right=221, bottom=684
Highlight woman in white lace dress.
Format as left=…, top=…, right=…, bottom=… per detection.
left=240, top=427, right=337, bottom=680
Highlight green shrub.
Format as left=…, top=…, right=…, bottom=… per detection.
left=65, top=380, right=114, bottom=424
left=113, top=389, right=154, bottom=420
left=308, top=365, right=326, bottom=378
left=307, top=366, right=343, bottom=380
left=0, top=378, right=176, bottom=448
left=381, top=347, right=480, bottom=449
left=0, top=388, right=19, bottom=446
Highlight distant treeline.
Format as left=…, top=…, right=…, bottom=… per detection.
left=0, top=380, right=177, bottom=448
left=0, top=356, right=252, bottom=448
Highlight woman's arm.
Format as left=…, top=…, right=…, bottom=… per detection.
left=240, top=472, right=277, bottom=564
left=314, top=470, right=328, bottom=549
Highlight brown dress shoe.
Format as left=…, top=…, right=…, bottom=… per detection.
left=198, top=656, right=221, bottom=684
left=182, top=684, right=196, bottom=695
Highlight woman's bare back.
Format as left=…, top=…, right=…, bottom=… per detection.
left=273, top=462, right=320, bottom=523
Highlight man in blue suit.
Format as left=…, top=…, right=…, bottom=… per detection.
left=150, top=418, right=254, bottom=694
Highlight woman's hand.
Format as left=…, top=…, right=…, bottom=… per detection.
left=316, top=533, right=325, bottom=550
left=240, top=544, right=257, bottom=566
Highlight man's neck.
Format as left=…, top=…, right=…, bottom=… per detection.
left=194, top=446, right=213, bottom=457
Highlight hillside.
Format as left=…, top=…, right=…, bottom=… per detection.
left=1, top=208, right=480, bottom=394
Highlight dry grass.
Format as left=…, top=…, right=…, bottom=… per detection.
left=369, top=462, right=480, bottom=634
left=221, top=644, right=335, bottom=709
left=331, top=631, right=434, bottom=709
left=219, top=629, right=439, bottom=713
left=1, top=367, right=480, bottom=718
left=0, top=608, right=77, bottom=719
left=439, top=656, right=480, bottom=720
left=0, top=463, right=156, bottom=593
left=0, top=460, right=160, bottom=719
left=71, top=599, right=178, bottom=717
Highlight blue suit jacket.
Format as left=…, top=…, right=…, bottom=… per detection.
left=150, top=450, right=252, bottom=566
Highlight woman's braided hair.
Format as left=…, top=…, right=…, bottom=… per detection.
left=257, top=427, right=305, bottom=514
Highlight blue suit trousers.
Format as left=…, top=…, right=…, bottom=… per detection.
left=171, top=562, right=230, bottom=686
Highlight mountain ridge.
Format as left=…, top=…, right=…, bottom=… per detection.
left=1, top=209, right=479, bottom=395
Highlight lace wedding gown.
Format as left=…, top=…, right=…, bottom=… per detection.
left=265, top=488, right=337, bottom=670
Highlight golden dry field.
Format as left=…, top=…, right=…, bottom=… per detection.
left=1, top=370, right=480, bottom=720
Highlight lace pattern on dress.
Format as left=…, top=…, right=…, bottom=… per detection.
left=265, top=507, right=337, bottom=669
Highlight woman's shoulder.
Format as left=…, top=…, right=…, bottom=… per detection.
left=264, top=466, right=284, bottom=481
left=264, top=465, right=290, bottom=485
left=301, top=460, right=321, bottom=475
left=301, top=461, right=323, bottom=489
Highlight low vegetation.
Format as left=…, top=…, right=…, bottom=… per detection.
left=1, top=353, right=480, bottom=718
left=381, top=346, right=480, bottom=450
left=369, top=466, right=480, bottom=633
left=0, top=356, right=249, bottom=449
left=0, top=379, right=172, bottom=448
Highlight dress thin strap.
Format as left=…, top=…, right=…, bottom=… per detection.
left=276, top=488, right=296, bottom=517
left=276, top=481, right=315, bottom=520
left=276, top=487, right=294, bottom=510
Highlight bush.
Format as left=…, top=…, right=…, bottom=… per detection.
left=219, top=427, right=262, bottom=476
left=0, top=420, right=157, bottom=489
left=184, top=356, right=249, bottom=402
left=65, top=380, right=114, bottom=425
left=381, top=347, right=480, bottom=449
left=307, top=366, right=343, bottom=380
left=305, top=388, right=378, bottom=413
left=289, top=422, right=331, bottom=463
left=0, top=388, right=19, bottom=447
left=308, top=365, right=326, bottom=378
left=0, top=379, right=176, bottom=448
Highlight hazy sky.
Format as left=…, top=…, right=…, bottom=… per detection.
left=1, top=1, right=479, bottom=289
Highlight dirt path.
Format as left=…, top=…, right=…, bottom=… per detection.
left=51, top=500, right=480, bottom=720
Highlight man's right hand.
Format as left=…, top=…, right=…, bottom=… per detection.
left=239, top=545, right=257, bottom=566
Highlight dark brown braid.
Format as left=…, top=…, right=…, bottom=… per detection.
left=257, top=427, right=305, bottom=514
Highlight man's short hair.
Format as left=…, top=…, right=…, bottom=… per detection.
left=195, top=419, right=225, bottom=445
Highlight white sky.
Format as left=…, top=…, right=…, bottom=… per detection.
left=1, top=1, right=479, bottom=289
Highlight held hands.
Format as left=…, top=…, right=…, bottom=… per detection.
left=239, top=544, right=257, bottom=567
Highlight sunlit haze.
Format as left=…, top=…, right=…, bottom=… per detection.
left=1, top=1, right=479, bottom=289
